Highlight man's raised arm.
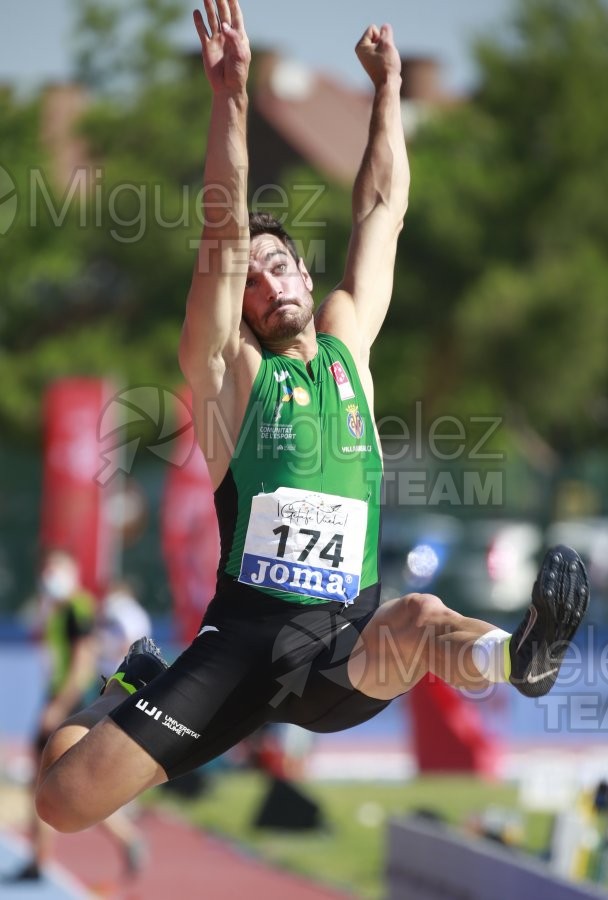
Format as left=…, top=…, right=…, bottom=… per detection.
left=316, top=24, right=409, bottom=359
left=179, top=0, right=251, bottom=389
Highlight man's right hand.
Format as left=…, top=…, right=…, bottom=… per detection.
left=194, top=0, right=251, bottom=94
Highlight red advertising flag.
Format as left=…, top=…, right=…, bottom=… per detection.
left=40, top=378, right=117, bottom=597
left=161, top=387, right=220, bottom=645
left=408, top=674, right=501, bottom=775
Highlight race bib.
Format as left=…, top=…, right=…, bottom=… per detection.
left=239, top=487, right=368, bottom=604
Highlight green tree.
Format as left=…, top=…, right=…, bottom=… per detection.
left=375, top=0, right=608, bottom=458
left=72, top=0, right=186, bottom=91
left=2, top=0, right=608, bottom=462
left=0, top=0, right=204, bottom=440
left=0, top=88, right=90, bottom=438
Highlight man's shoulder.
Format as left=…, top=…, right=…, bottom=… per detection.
left=317, top=331, right=366, bottom=374
left=317, top=331, right=348, bottom=353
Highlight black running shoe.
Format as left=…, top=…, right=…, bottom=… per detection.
left=104, top=637, right=168, bottom=695
left=509, top=545, right=589, bottom=697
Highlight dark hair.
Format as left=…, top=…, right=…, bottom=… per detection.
left=248, top=211, right=299, bottom=263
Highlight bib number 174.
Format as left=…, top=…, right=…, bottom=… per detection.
left=273, top=525, right=344, bottom=568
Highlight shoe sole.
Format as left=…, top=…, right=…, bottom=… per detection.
left=510, top=544, right=589, bottom=697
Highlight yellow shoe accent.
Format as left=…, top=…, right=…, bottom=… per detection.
left=503, top=638, right=512, bottom=680
left=105, top=672, right=137, bottom=695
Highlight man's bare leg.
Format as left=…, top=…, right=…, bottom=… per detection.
left=349, top=545, right=590, bottom=701
left=348, top=592, right=496, bottom=699
left=8, top=746, right=56, bottom=881
left=36, top=683, right=167, bottom=834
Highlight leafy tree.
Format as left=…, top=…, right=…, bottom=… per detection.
left=71, top=0, right=186, bottom=92
left=0, top=1, right=203, bottom=440
left=374, top=0, right=608, bottom=461
left=2, top=0, right=608, bottom=467
left=0, top=88, right=89, bottom=439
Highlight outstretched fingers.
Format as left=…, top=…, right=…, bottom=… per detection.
left=227, top=0, right=244, bottom=32
left=216, top=0, right=232, bottom=28
left=196, top=0, right=227, bottom=37
left=193, top=7, right=209, bottom=44
left=193, top=0, right=250, bottom=89
left=195, top=0, right=246, bottom=41
left=194, top=0, right=218, bottom=43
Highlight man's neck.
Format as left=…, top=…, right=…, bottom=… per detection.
left=262, top=324, right=318, bottom=362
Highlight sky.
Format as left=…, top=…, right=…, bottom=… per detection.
left=1, top=0, right=514, bottom=94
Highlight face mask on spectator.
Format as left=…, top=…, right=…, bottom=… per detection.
left=41, top=566, right=77, bottom=601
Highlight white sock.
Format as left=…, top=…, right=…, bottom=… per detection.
left=471, top=628, right=511, bottom=682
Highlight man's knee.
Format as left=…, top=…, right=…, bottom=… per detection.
left=36, top=777, right=88, bottom=833
left=348, top=592, right=450, bottom=698
left=394, top=592, right=450, bottom=632
left=34, top=720, right=94, bottom=831
left=35, top=785, right=67, bottom=832
left=35, top=717, right=164, bottom=833
left=44, top=717, right=167, bottom=833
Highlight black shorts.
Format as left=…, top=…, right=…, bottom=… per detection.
left=109, top=577, right=390, bottom=779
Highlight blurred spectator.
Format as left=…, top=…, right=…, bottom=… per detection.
left=90, top=579, right=152, bottom=876
left=96, top=580, right=152, bottom=682
left=5, top=548, right=96, bottom=882
left=4, top=563, right=151, bottom=883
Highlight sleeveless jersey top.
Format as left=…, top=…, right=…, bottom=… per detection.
left=215, top=333, right=383, bottom=606
left=45, top=591, right=95, bottom=694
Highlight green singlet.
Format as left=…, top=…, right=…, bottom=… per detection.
left=216, top=333, right=383, bottom=605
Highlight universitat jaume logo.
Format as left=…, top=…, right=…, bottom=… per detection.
left=346, top=404, right=364, bottom=439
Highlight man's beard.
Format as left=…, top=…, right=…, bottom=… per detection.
left=250, top=296, right=314, bottom=343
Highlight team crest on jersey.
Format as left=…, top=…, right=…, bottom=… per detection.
left=346, top=404, right=365, bottom=439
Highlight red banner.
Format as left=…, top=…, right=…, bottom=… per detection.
left=408, top=675, right=501, bottom=775
left=161, top=387, right=220, bottom=644
left=40, top=378, right=117, bottom=597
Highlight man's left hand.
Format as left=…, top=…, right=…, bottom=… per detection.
left=355, top=24, right=401, bottom=88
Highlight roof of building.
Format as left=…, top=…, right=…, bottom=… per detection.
left=253, top=54, right=373, bottom=185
